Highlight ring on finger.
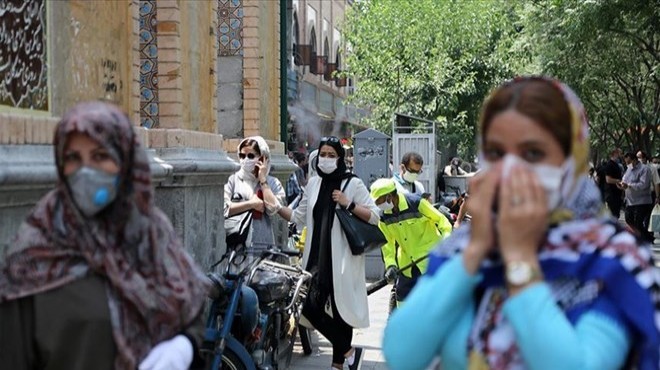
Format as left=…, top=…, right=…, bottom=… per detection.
left=511, top=195, right=523, bottom=206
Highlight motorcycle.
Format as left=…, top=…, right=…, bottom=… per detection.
left=202, top=248, right=312, bottom=370
left=439, top=185, right=464, bottom=214
left=436, top=185, right=471, bottom=227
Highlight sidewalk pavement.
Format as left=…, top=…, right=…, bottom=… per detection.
left=289, top=283, right=391, bottom=370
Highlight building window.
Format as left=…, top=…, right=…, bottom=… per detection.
left=292, top=13, right=299, bottom=66
left=310, top=27, right=317, bottom=58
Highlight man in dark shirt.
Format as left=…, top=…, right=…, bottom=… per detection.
left=604, top=148, right=624, bottom=219
left=595, top=159, right=607, bottom=200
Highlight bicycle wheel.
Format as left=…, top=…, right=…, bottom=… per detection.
left=298, top=324, right=314, bottom=355
left=209, top=347, right=248, bottom=370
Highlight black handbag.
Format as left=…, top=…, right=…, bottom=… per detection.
left=225, top=210, right=253, bottom=249
left=335, top=178, right=386, bottom=255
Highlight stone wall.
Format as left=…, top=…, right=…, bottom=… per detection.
left=0, top=125, right=239, bottom=270
left=49, top=0, right=137, bottom=118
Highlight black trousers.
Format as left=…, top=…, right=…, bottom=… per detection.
left=606, top=196, right=623, bottom=219
left=302, top=293, right=352, bottom=364
left=395, top=264, right=422, bottom=302
left=625, top=203, right=654, bottom=242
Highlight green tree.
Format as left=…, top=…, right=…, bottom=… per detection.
left=343, top=0, right=522, bottom=160
left=522, top=0, right=660, bottom=158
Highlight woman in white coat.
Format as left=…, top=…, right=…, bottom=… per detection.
left=281, top=136, right=380, bottom=370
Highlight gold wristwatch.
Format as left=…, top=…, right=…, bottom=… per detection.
left=505, top=260, right=541, bottom=286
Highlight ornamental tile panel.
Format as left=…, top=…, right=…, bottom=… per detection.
left=217, top=0, right=243, bottom=56
left=139, top=0, right=159, bottom=128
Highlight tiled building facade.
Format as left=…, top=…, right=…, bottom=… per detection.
left=0, top=0, right=294, bottom=266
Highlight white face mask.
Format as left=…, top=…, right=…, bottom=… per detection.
left=378, top=197, right=394, bottom=212
left=402, top=171, right=418, bottom=183
left=481, top=154, right=569, bottom=211
left=317, top=157, right=338, bottom=174
left=240, top=158, right=257, bottom=173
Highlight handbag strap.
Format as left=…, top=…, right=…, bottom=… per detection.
left=341, top=176, right=353, bottom=193
left=231, top=176, right=261, bottom=200
left=336, top=176, right=354, bottom=209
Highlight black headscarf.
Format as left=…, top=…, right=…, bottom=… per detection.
left=308, top=137, right=353, bottom=305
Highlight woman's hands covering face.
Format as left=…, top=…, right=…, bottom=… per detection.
left=466, top=164, right=548, bottom=264
left=496, top=165, right=548, bottom=262
left=465, top=168, right=500, bottom=257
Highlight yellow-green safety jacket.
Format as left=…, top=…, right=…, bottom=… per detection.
left=379, top=193, right=452, bottom=277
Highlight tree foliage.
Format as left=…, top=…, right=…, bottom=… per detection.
left=343, top=0, right=521, bottom=160
left=522, top=0, right=659, bottom=159
left=343, top=0, right=659, bottom=160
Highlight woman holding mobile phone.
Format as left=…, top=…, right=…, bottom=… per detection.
left=224, top=136, right=288, bottom=255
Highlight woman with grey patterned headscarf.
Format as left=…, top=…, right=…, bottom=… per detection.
left=0, top=101, right=209, bottom=370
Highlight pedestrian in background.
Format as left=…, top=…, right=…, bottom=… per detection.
left=619, top=152, right=654, bottom=242
left=370, top=178, right=452, bottom=307
left=281, top=136, right=380, bottom=370
left=224, top=136, right=288, bottom=254
left=444, top=157, right=467, bottom=176
left=594, top=159, right=607, bottom=200
left=637, top=150, right=659, bottom=205
left=651, top=156, right=660, bottom=204
left=286, top=151, right=308, bottom=205
left=393, top=152, right=426, bottom=195
left=603, top=148, right=624, bottom=218
left=383, top=77, right=660, bottom=370
left=0, top=102, right=209, bottom=370
left=308, top=149, right=319, bottom=178
left=637, top=150, right=650, bottom=165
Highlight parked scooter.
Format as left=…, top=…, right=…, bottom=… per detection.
left=435, top=185, right=472, bottom=227
left=439, top=185, right=464, bottom=214
left=202, top=248, right=312, bottom=370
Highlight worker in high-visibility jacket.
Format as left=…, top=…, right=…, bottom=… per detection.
left=370, top=178, right=452, bottom=306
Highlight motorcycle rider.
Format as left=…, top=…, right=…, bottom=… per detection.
left=386, top=152, right=426, bottom=312
left=393, top=152, right=426, bottom=195
left=370, top=178, right=453, bottom=306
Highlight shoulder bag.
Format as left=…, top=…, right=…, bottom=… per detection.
left=225, top=182, right=258, bottom=249
left=225, top=210, right=253, bottom=249
left=335, top=177, right=386, bottom=255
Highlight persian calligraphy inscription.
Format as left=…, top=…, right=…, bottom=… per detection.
left=0, top=0, right=48, bottom=110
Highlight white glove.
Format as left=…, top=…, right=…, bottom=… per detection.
left=138, top=334, right=194, bottom=370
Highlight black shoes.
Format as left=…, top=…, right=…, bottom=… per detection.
left=348, top=347, right=364, bottom=370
